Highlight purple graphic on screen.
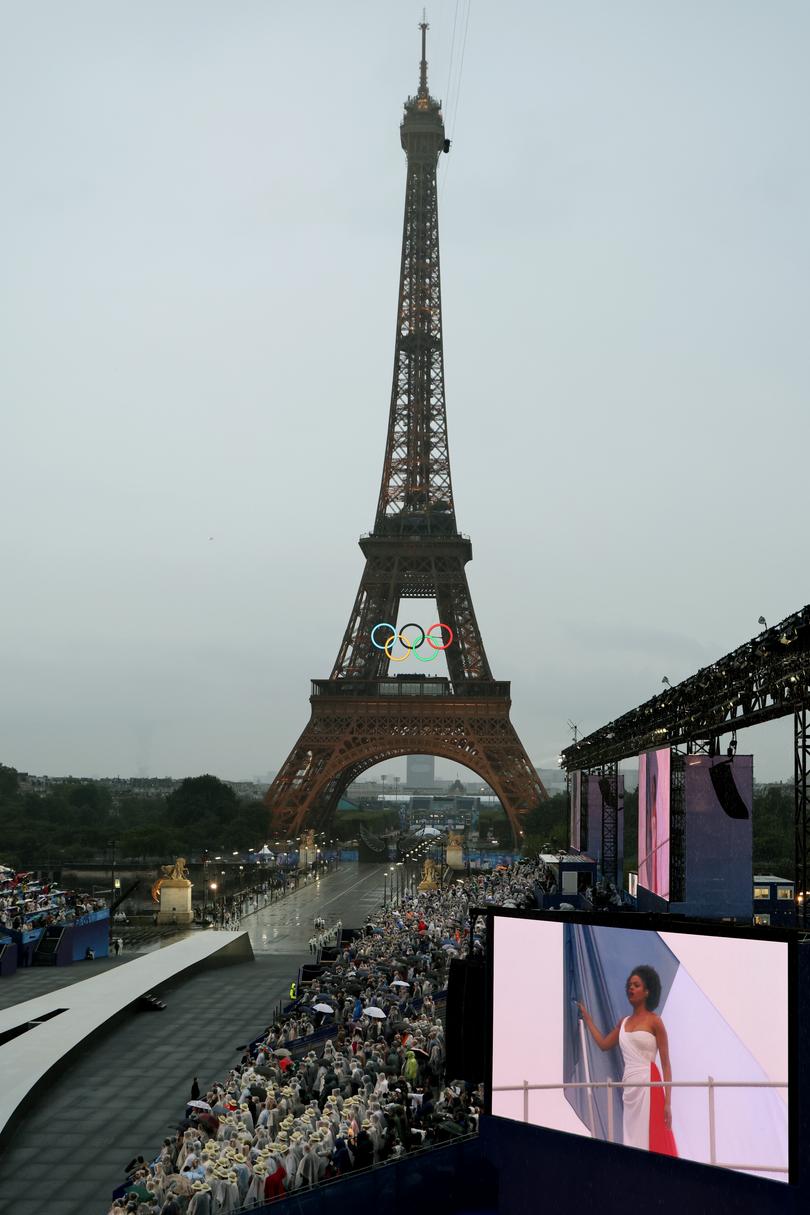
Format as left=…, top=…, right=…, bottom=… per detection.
left=681, top=755, right=753, bottom=918
left=638, top=747, right=671, bottom=900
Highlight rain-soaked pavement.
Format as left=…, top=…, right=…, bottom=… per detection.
left=242, top=860, right=388, bottom=953
left=0, top=861, right=387, bottom=1215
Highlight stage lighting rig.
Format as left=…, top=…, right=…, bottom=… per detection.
left=561, top=603, right=810, bottom=771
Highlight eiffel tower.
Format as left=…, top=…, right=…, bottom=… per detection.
left=265, top=21, right=547, bottom=843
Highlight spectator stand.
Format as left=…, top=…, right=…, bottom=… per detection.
left=0, top=867, right=110, bottom=972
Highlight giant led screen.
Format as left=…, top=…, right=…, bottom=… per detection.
left=638, top=747, right=671, bottom=900
left=490, top=914, right=790, bottom=1183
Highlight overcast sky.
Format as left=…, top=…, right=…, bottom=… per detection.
left=2, top=1, right=808, bottom=784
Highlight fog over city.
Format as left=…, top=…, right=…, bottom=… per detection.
left=2, top=1, right=808, bottom=784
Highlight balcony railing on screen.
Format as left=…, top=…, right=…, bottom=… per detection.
left=491, top=1078, right=789, bottom=1176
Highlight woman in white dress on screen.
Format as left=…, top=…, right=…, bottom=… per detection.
left=578, top=965, right=678, bottom=1156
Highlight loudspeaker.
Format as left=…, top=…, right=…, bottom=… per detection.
left=444, top=957, right=486, bottom=1081
left=709, top=759, right=749, bottom=820
left=598, top=777, right=617, bottom=810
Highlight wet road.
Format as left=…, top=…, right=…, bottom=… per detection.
left=241, top=860, right=388, bottom=952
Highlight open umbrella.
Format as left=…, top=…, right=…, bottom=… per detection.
left=187, top=1099, right=212, bottom=1112
left=273, top=1048, right=292, bottom=1058
left=390, top=979, right=410, bottom=987
left=313, top=1003, right=334, bottom=1014
left=363, top=1006, right=387, bottom=1019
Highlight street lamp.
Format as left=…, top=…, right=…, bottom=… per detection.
left=108, top=838, right=117, bottom=913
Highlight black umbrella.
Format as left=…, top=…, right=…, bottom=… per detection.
left=249, top=1083, right=267, bottom=1099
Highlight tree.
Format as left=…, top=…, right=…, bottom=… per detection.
left=166, top=772, right=239, bottom=831
left=522, top=792, right=568, bottom=849
left=0, top=765, right=19, bottom=799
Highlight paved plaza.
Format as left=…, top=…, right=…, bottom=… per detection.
left=0, top=861, right=386, bottom=1215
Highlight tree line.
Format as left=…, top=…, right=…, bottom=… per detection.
left=0, top=765, right=796, bottom=880
left=0, top=769, right=270, bottom=869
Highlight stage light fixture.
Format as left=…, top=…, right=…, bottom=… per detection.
left=758, top=616, right=767, bottom=628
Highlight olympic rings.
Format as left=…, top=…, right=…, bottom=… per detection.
left=370, top=622, right=454, bottom=663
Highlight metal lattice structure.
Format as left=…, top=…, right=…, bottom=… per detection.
left=599, top=762, right=620, bottom=887
left=265, top=24, right=546, bottom=843
left=561, top=604, right=810, bottom=919
left=560, top=605, right=810, bottom=771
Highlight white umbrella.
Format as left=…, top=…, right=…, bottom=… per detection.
left=313, top=1003, right=334, bottom=1013
left=187, top=1100, right=212, bottom=1112
left=363, top=1006, right=387, bottom=1019
left=390, top=980, right=410, bottom=987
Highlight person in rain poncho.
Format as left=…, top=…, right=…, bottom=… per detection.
left=244, top=1161, right=267, bottom=1207
left=218, top=1169, right=241, bottom=1213
left=238, top=1102, right=254, bottom=1134
left=294, top=1143, right=320, bottom=1189
left=403, top=1050, right=418, bottom=1084
left=208, top=1165, right=228, bottom=1209
left=186, top=1181, right=212, bottom=1215
left=368, top=1109, right=386, bottom=1162
left=309, top=1131, right=330, bottom=1179
left=229, top=1152, right=251, bottom=1200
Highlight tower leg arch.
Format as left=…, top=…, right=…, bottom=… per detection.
left=265, top=704, right=547, bottom=845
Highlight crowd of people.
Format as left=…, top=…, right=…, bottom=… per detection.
left=106, top=858, right=544, bottom=1213
left=0, top=865, right=105, bottom=934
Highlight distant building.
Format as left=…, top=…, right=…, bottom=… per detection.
left=753, top=874, right=795, bottom=926
left=406, top=755, right=435, bottom=788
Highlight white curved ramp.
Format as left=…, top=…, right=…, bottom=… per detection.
left=0, top=930, right=253, bottom=1143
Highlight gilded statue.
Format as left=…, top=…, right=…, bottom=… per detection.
left=161, top=857, right=190, bottom=881
left=151, top=857, right=190, bottom=903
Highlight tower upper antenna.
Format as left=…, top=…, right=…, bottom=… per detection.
left=419, top=11, right=429, bottom=97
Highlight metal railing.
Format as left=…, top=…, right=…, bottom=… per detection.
left=492, top=1078, right=788, bottom=1175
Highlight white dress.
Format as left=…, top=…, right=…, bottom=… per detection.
left=619, top=1018, right=657, bottom=1150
